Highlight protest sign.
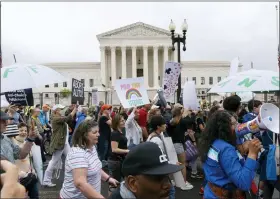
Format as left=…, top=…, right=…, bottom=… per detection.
left=4, top=88, right=34, bottom=106
left=162, top=61, right=181, bottom=100
left=91, top=88, right=99, bottom=106
left=115, top=77, right=149, bottom=108
left=183, top=81, right=199, bottom=111
left=71, top=78, right=84, bottom=105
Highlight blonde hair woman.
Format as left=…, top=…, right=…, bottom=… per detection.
left=167, top=104, right=193, bottom=190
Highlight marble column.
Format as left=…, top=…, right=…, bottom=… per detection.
left=153, top=46, right=159, bottom=88
left=100, top=46, right=106, bottom=87
left=143, top=46, right=149, bottom=87
left=163, top=46, right=169, bottom=66
left=121, top=46, right=127, bottom=79
left=111, top=46, right=116, bottom=86
left=132, top=46, right=137, bottom=78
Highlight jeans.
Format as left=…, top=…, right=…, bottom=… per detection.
left=169, top=185, right=176, bottom=199
left=108, top=159, right=123, bottom=182
left=28, top=182, right=39, bottom=199
left=68, top=134, right=73, bottom=146
left=190, top=157, right=199, bottom=174
left=97, top=139, right=109, bottom=161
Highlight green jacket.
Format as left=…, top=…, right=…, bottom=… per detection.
left=50, top=114, right=73, bottom=154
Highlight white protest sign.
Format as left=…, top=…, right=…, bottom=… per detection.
left=115, top=77, right=149, bottom=108
left=162, top=136, right=186, bottom=188
left=162, top=61, right=181, bottom=100
left=91, top=88, right=99, bottom=106
left=183, top=81, right=199, bottom=111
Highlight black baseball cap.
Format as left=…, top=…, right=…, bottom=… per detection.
left=0, top=111, right=13, bottom=121
left=122, top=142, right=183, bottom=176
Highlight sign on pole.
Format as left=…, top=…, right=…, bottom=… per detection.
left=71, top=78, right=84, bottom=105
left=115, top=77, right=149, bottom=108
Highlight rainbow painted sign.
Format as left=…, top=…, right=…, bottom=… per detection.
left=115, top=77, right=149, bottom=108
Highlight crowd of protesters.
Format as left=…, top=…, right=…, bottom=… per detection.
left=1, top=95, right=279, bottom=199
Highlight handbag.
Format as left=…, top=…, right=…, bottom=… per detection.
left=19, top=154, right=38, bottom=190
left=185, top=140, right=198, bottom=161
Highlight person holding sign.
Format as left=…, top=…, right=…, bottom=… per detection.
left=125, top=107, right=143, bottom=149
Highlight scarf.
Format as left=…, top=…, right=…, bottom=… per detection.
left=120, top=182, right=136, bottom=199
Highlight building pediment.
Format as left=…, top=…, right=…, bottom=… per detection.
left=97, top=22, right=172, bottom=40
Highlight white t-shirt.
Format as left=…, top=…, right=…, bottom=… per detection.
left=60, top=146, right=102, bottom=199
left=147, top=132, right=165, bottom=154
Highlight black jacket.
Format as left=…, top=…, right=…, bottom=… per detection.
left=108, top=188, right=123, bottom=199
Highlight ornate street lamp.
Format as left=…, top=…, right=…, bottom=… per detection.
left=169, top=19, right=188, bottom=103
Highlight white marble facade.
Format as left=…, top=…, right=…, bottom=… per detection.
left=36, top=22, right=247, bottom=105
left=97, top=22, right=177, bottom=89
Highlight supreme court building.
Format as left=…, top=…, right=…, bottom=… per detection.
left=35, top=22, right=247, bottom=105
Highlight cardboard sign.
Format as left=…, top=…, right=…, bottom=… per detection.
left=115, top=77, right=149, bottom=108
left=4, top=88, right=34, bottom=106
left=71, top=78, right=84, bottom=105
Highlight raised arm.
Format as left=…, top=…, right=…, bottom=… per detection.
left=219, top=139, right=261, bottom=191
left=125, top=107, right=136, bottom=127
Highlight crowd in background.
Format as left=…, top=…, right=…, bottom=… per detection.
left=1, top=95, right=279, bottom=199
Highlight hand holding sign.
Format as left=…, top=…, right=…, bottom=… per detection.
left=71, top=78, right=84, bottom=105
left=115, top=77, right=149, bottom=109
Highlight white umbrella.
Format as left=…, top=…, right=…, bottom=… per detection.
left=1, top=64, right=66, bottom=93
left=1, top=95, right=10, bottom=107
left=219, top=57, right=255, bottom=102
left=208, top=69, right=279, bottom=93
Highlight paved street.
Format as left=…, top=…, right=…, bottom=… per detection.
left=39, top=156, right=279, bottom=199
left=39, top=156, right=204, bottom=199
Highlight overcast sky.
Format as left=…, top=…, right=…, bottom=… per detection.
left=2, top=2, right=279, bottom=71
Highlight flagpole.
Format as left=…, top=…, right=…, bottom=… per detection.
left=0, top=1, right=2, bottom=68
left=276, top=5, right=279, bottom=70
left=276, top=5, right=279, bottom=46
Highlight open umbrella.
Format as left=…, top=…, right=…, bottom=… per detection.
left=208, top=69, right=279, bottom=93
left=1, top=64, right=66, bottom=93
left=1, top=95, right=10, bottom=107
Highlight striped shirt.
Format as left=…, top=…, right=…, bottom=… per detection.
left=3, top=124, right=19, bottom=137
left=60, top=146, right=102, bottom=199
